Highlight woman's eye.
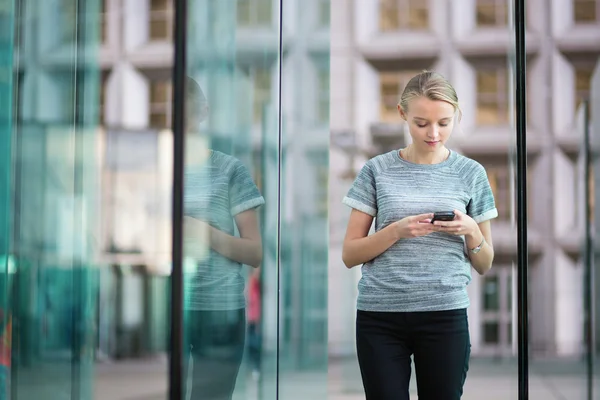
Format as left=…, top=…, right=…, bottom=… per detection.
left=416, top=124, right=427, bottom=128
left=439, top=123, right=449, bottom=127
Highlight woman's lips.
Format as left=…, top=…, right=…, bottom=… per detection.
left=425, top=141, right=439, bottom=146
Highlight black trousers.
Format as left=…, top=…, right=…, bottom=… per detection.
left=183, top=309, right=246, bottom=400
left=356, top=308, right=470, bottom=400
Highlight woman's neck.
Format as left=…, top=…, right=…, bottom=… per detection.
left=402, top=144, right=449, bottom=165
left=185, top=136, right=212, bottom=166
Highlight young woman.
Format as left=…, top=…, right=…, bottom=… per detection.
left=342, top=71, right=497, bottom=400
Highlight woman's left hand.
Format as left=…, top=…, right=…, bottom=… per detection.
left=432, top=209, right=478, bottom=236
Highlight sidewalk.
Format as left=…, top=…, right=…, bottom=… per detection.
left=13, top=355, right=599, bottom=399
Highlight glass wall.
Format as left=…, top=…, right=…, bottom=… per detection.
left=4, top=0, right=102, bottom=399
left=0, top=0, right=598, bottom=399
left=181, top=1, right=329, bottom=398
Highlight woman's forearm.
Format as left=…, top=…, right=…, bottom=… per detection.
left=342, top=223, right=400, bottom=268
left=208, top=226, right=262, bottom=268
left=466, top=230, right=494, bottom=275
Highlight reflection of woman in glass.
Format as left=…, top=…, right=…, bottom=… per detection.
left=182, top=77, right=264, bottom=400
left=342, top=71, right=497, bottom=400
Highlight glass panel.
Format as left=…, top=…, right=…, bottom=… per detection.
left=0, top=3, right=14, bottom=399
left=182, top=0, right=281, bottom=398
left=278, top=1, right=329, bottom=396
left=9, top=0, right=102, bottom=399
left=591, top=48, right=600, bottom=400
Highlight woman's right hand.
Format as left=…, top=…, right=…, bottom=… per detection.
left=394, top=213, right=435, bottom=239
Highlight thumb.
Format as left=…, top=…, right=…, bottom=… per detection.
left=454, top=209, right=465, bottom=217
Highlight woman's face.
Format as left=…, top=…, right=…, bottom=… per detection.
left=185, top=99, right=209, bottom=132
left=398, top=96, right=456, bottom=153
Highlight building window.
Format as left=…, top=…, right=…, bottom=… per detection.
left=481, top=268, right=513, bottom=349
left=317, top=68, right=330, bottom=124
left=252, top=68, right=271, bottom=125
left=476, top=0, right=508, bottom=27
left=379, top=0, right=429, bottom=31
left=486, top=165, right=511, bottom=222
left=237, top=0, right=272, bottom=27
left=379, top=70, right=419, bottom=122
left=575, top=65, right=594, bottom=111
left=150, top=79, right=172, bottom=129
left=149, top=0, right=173, bottom=41
left=476, top=67, right=509, bottom=126
left=573, top=0, right=599, bottom=23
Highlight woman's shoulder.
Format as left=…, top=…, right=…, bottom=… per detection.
left=450, top=151, right=486, bottom=176
left=365, top=150, right=399, bottom=172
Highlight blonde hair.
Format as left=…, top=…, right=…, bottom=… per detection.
left=399, top=70, right=462, bottom=121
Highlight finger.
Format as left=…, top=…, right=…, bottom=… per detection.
left=414, top=213, right=434, bottom=221
left=433, top=220, right=459, bottom=227
left=454, top=209, right=465, bottom=217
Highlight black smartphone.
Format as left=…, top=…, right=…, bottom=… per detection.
left=430, top=211, right=455, bottom=224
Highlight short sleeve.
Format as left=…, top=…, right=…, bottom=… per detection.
left=342, top=160, right=377, bottom=217
left=229, top=161, right=265, bottom=216
left=467, top=164, right=498, bottom=223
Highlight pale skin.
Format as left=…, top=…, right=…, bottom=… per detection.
left=342, top=96, right=494, bottom=275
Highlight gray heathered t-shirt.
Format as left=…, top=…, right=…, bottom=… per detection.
left=184, top=150, right=265, bottom=311
left=343, top=149, right=498, bottom=312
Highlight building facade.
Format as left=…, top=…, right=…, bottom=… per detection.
left=329, top=0, right=600, bottom=358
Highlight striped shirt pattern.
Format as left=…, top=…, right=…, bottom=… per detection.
left=343, top=149, right=498, bottom=312
left=184, top=150, right=265, bottom=311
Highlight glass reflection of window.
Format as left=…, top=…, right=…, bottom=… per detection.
left=476, top=68, right=509, bottom=126
left=475, top=0, right=508, bottom=27
left=149, top=0, right=173, bottom=41
left=379, top=71, right=419, bottom=122
left=149, top=79, right=172, bottom=129
left=318, top=68, right=330, bottom=124
left=318, top=0, right=330, bottom=27
left=575, top=65, right=594, bottom=111
left=590, top=169, right=595, bottom=223
left=315, top=156, right=328, bottom=217
left=252, top=148, right=263, bottom=193
left=61, top=0, right=77, bottom=43
left=237, top=0, right=272, bottom=27
left=253, top=68, right=271, bottom=125
left=99, top=71, right=109, bottom=126
left=573, top=0, right=599, bottom=23
left=100, top=0, right=108, bottom=43
left=65, top=80, right=76, bottom=122
left=379, top=0, right=429, bottom=31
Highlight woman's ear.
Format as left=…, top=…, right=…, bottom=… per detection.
left=397, top=105, right=407, bottom=121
